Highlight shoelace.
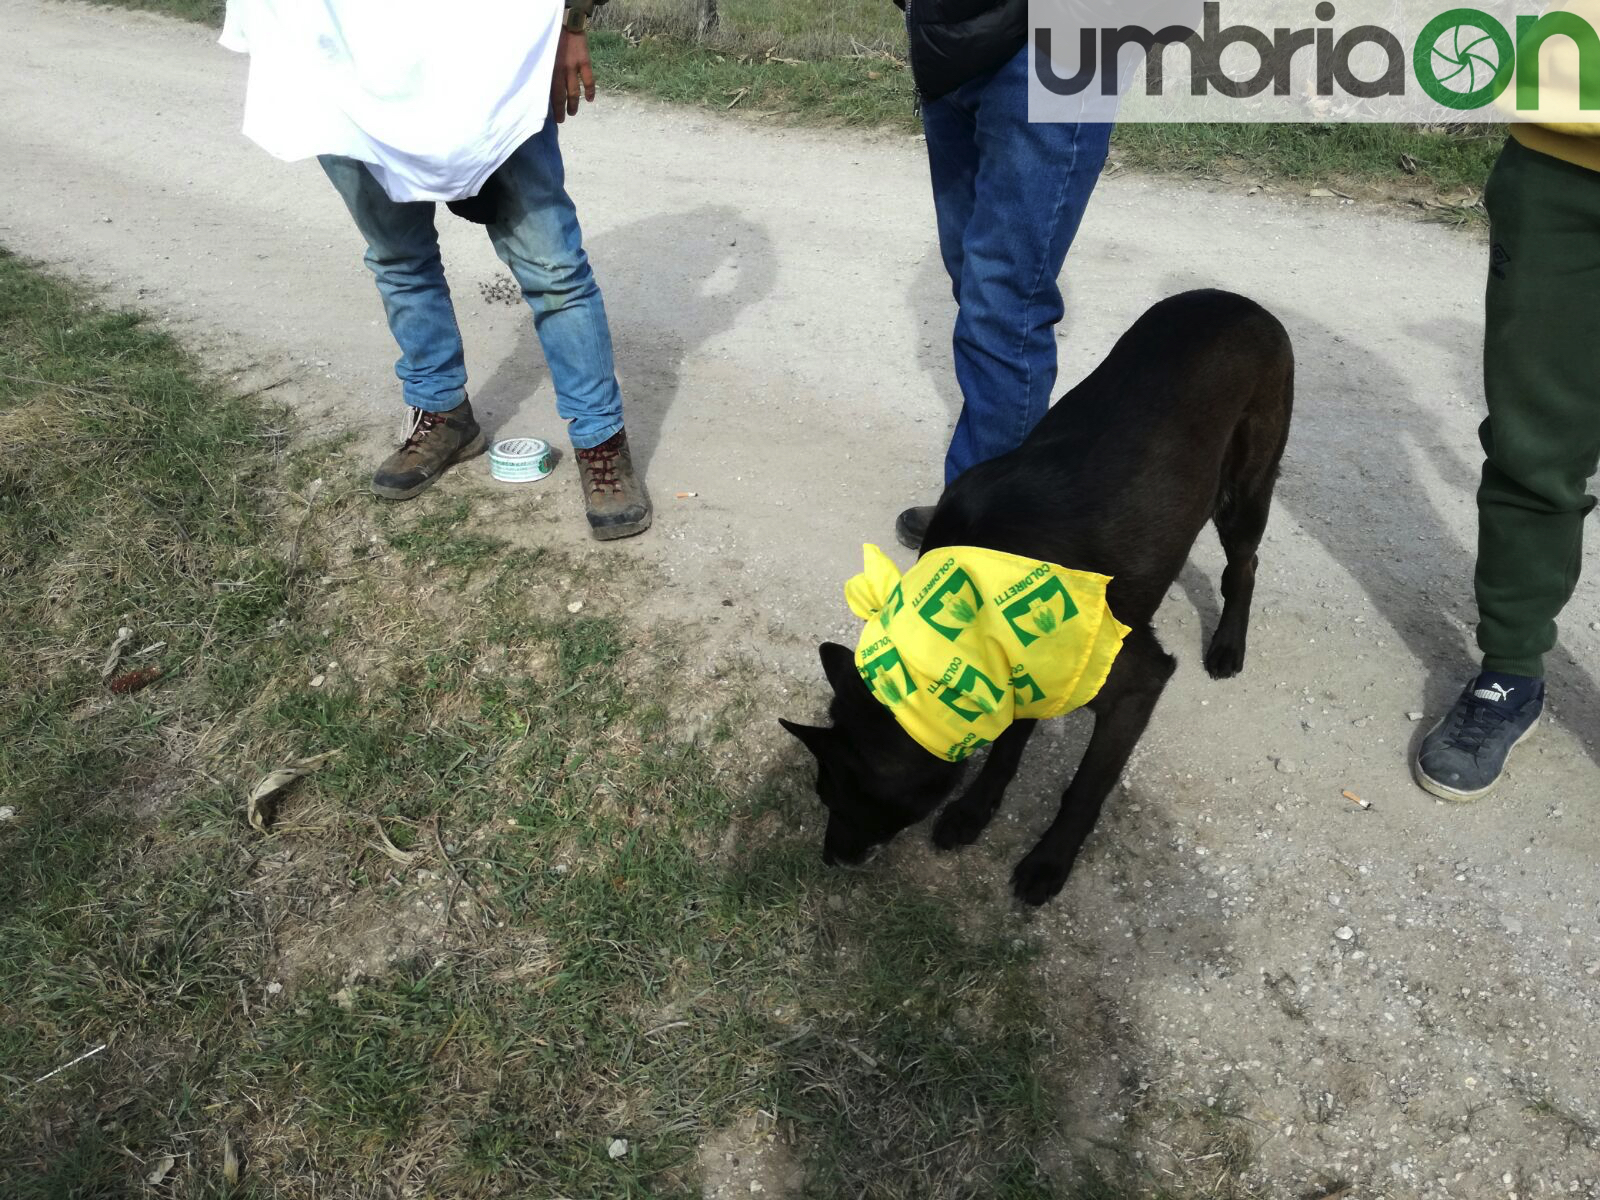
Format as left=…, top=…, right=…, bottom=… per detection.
left=399, top=407, right=448, bottom=451
left=577, top=439, right=622, bottom=495
left=1447, top=696, right=1513, bottom=756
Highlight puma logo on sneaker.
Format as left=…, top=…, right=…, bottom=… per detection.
left=1414, top=673, right=1545, bottom=802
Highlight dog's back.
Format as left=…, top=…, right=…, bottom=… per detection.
left=923, top=289, right=1293, bottom=627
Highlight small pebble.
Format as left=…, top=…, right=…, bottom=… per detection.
left=1276, top=758, right=1298, bottom=775
left=1407, top=711, right=1424, bottom=721
left=1335, top=926, right=1355, bottom=941
left=567, top=600, right=585, bottom=614
left=608, top=1138, right=628, bottom=1159
left=309, top=674, right=326, bottom=688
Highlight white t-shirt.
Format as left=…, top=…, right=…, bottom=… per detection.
left=221, top=1, right=562, bottom=202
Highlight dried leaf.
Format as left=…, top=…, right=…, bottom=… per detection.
left=222, top=1135, right=240, bottom=1187
left=146, top=1154, right=175, bottom=1186
left=100, top=626, right=133, bottom=678
left=246, top=750, right=342, bottom=832
left=371, top=819, right=421, bottom=867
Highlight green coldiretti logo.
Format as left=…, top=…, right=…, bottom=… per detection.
left=937, top=664, right=1005, bottom=723
left=1011, top=666, right=1046, bottom=706
left=878, top=581, right=904, bottom=630
left=860, top=645, right=916, bottom=706
left=1414, top=7, right=1600, bottom=111
left=917, top=568, right=983, bottom=642
left=1001, top=575, right=1079, bottom=648
left=943, top=733, right=990, bottom=762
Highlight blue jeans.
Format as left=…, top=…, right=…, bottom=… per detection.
left=320, top=122, right=624, bottom=449
left=922, top=45, right=1113, bottom=486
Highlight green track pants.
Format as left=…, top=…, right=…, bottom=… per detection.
left=1475, top=136, right=1600, bottom=678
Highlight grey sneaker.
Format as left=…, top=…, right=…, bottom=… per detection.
left=895, top=505, right=935, bottom=551
left=371, top=399, right=486, bottom=500
left=575, top=428, right=651, bottom=541
left=1414, top=674, right=1544, bottom=802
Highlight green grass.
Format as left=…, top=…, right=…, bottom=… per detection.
left=3, top=248, right=1207, bottom=1198
left=592, top=27, right=917, bottom=126
left=1111, top=121, right=1502, bottom=199
left=99, top=0, right=222, bottom=21
left=606, top=0, right=906, bottom=53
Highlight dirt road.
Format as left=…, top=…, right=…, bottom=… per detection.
left=4, top=2, right=1598, bottom=1195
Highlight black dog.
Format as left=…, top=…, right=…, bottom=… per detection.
left=781, top=290, right=1294, bottom=905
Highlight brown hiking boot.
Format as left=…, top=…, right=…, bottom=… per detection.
left=575, top=429, right=651, bottom=540
left=371, top=399, right=486, bottom=500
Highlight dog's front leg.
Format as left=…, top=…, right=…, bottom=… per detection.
left=931, top=719, right=1038, bottom=851
left=1011, top=631, right=1175, bottom=906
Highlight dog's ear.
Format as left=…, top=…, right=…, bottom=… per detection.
left=779, top=717, right=832, bottom=759
left=818, top=642, right=866, bottom=702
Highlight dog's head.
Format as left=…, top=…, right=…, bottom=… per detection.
left=780, top=642, right=966, bottom=866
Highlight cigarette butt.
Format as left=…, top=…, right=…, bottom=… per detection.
left=674, top=491, right=698, bottom=499
left=1342, top=789, right=1371, bottom=810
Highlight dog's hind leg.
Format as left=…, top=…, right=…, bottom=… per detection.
left=1011, top=628, right=1175, bottom=906
left=1206, top=352, right=1292, bottom=679
left=931, top=719, right=1038, bottom=851
left=1203, top=475, right=1275, bottom=679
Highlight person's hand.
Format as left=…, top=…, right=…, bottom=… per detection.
left=550, top=29, right=596, bottom=122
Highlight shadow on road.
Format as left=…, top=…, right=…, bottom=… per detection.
left=475, top=203, right=777, bottom=476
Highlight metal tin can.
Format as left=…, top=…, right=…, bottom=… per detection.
left=488, top=437, right=554, bottom=483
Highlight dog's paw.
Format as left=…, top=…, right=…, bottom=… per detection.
left=931, top=800, right=991, bottom=851
left=1203, top=635, right=1245, bottom=679
left=1011, top=850, right=1073, bottom=906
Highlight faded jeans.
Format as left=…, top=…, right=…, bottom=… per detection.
left=922, top=43, right=1113, bottom=485
left=320, top=121, right=624, bottom=449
